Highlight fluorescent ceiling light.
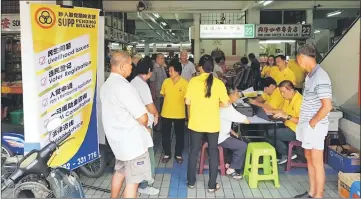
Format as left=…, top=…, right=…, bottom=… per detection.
left=301, top=21, right=305, bottom=24
left=327, top=11, right=342, bottom=17
left=258, top=1, right=265, bottom=4
left=161, top=22, right=167, bottom=26
left=153, top=13, right=160, bottom=18
left=148, top=16, right=156, bottom=23
left=314, top=30, right=321, bottom=33
left=263, top=1, right=273, bottom=6
left=171, top=33, right=175, bottom=35
left=259, top=40, right=296, bottom=44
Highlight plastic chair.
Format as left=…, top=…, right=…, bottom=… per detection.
left=285, top=141, right=307, bottom=172
left=350, top=181, right=360, bottom=198
left=243, top=142, right=280, bottom=188
left=198, top=141, right=226, bottom=176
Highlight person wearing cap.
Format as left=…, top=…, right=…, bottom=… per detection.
left=186, top=54, right=230, bottom=193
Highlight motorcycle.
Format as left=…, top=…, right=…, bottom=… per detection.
left=1, top=118, right=85, bottom=198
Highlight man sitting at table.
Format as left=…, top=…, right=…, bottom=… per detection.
left=219, top=84, right=250, bottom=179
left=269, top=80, right=303, bottom=164
left=249, top=77, right=285, bottom=112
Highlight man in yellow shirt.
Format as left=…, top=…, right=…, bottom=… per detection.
left=160, top=60, right=188, bottom=164
left=287, top=59, right=306, bottom=94
left=249, top=77, right=284, bottom=111
left=269, top=80, right=303, bottom=165
left=269, top=55, right=296, bottom=85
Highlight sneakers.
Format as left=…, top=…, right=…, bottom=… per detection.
left=138, top=186, right=160, bottom=195
left=278, top=154, right=297, bottom=165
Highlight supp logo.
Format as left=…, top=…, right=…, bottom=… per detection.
left=35, top=7, right=56, bottom=29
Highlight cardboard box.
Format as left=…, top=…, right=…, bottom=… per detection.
left=328, top=145, right=360, bottom=173
left=338, top=171, right=360, bottom=198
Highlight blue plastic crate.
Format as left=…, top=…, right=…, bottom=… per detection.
left=328, top=145, right=360, bottom=173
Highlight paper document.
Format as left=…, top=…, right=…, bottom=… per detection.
left=242, top=87, right=254, bottom=92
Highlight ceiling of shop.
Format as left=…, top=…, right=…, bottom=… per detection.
left=102, top=1, right=360, bottom=44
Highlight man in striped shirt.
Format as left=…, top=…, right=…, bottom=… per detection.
left=294, top=45, right=333, bottom=198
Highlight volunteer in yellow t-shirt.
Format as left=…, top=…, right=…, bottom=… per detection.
left=269, top=55, right=296, bottom=85
left=249, top=77, right=285, bottom=112
left=185, top=54, right=229, bottom=193
left=287, top=59, right=307, bottom=94
left=269, top=80, right=303, bottom=165
left=261, top=55, right=276, bottom=78
left=160, top=60, right=188, bottom=164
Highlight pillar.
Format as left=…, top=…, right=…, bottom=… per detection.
left=144, top=42, right=150, bottom=56
left=193, top=13, right=201, bottom=64
left=306, top=9, right=315, bottom=45
left=152, top=43, right=157, bottom=53
left=245, top=9, right=260, bottom=56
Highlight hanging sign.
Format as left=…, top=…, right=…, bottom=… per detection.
left=23, top=3, right=100, bottom=170
left=200, top=24, right=255, bottom=39
left=1, top=14, right=20, bottom=32
left=256, top=24, right=312, bottom=38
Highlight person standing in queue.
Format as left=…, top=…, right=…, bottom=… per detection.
left=160, top=60, right=188, bottom=164
left=294, top=45, right=333, bottom=198
left=150, top=53, right=168, bottom=131
left=248, top=53, right=261, bottom=90
left=100, top=51, right=153, bottom=198
left=130, top=57, right=160, bottom=195
left=126, top=53, right=143, bottom=82
left=186, top=54, right=230, bottom=193
left=180, top=50, right=197, bottom=81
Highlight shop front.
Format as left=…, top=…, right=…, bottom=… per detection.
left=255, top=24, right=312, bottom=65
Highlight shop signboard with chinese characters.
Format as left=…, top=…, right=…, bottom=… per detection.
left=255, top=24, right=312, bottom=39
left=200, top=24, right=255, bottom=39
left=21, top=3, right=99, bottom=170
left=1, top=14, right=20, bottom=32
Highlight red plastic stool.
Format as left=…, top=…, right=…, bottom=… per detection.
left=198, top=141, right=226, bottom=176
left=285, top=141, right=307, bottom=172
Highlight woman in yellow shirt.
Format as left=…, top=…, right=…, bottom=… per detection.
left=261, top=55, right=276, bottom=78
left=269, top=80, right=303, bottom=165
left=185, top=54, right=229, bottom=193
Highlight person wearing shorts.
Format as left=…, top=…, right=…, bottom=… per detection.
left=294, top=45, right=333, bottom=198
left=100, top=51, right=153, bottom=198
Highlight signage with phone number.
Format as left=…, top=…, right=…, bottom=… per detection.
left=23, top=3, right=100, bottom=170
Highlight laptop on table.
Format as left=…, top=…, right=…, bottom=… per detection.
left=249, top=104, right=285, bottom=122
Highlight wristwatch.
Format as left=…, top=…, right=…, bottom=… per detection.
left=287, top=115, right=292, bottom=120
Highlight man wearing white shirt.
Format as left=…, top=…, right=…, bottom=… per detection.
left=180, top=50, right=196, bottom=81
left=219, top=85, right=250, bottom=179
left=100, top=51, right=153, bottom=198
left=130, top=57, right=159, bottom=195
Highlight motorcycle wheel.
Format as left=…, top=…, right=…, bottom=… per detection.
left=78, top=146, right=106, bottom=178
left=1, top=145, right=14, bottom=158
left=13, top=181, right=54, bottom=198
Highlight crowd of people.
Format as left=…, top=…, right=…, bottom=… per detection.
left=100, top=44, right=333, bottom=199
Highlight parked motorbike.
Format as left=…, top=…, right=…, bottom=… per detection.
left=1, top=118, right=85, bottom=198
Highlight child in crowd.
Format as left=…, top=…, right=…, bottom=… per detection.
left=218, top=84, right=250, bottom=179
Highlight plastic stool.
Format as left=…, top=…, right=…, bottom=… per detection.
left=350, top=181, right=360, bottom=198
left=243, top=142, right=280, bottom=188
left=198, top=141, right=226, bottom=176
left=285, top=141, right=307, bottom=172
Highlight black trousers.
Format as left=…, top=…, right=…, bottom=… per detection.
left=187, top=130, right=219, bottom=189
left=295, top=87, right=303, bottom=95
left=161, top=117, right=185, bottom=157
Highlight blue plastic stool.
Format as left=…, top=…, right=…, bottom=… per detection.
left=350, top=181, right=360, bottom=198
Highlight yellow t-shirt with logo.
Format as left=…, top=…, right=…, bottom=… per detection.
left=287, top=59, right=306, bottom=89
left=185, top=73, right=229, bottom=133
left=160, top=77, right=188, bottom=119
left=261, top=87, right=285, bottom=109
left=269, top=67, right=296, bottom=85
left=261, top=65, right=276, bottom=77
left=282, top=92, right=302, bottom=132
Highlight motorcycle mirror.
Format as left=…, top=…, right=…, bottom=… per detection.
left=46, top=117, right=62, bottom=132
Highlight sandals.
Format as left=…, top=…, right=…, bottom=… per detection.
left=175, top=156, right=183, bottom=164
left=227, top=171, right=242, bottom=180
left=207, top=183, right=221, bottom=193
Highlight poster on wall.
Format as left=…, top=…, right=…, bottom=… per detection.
left=24, top=3, right=99, bottom=170
left=200, top=24, right=255, bottom=39
left=256, top=24, right=312, bottom=39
